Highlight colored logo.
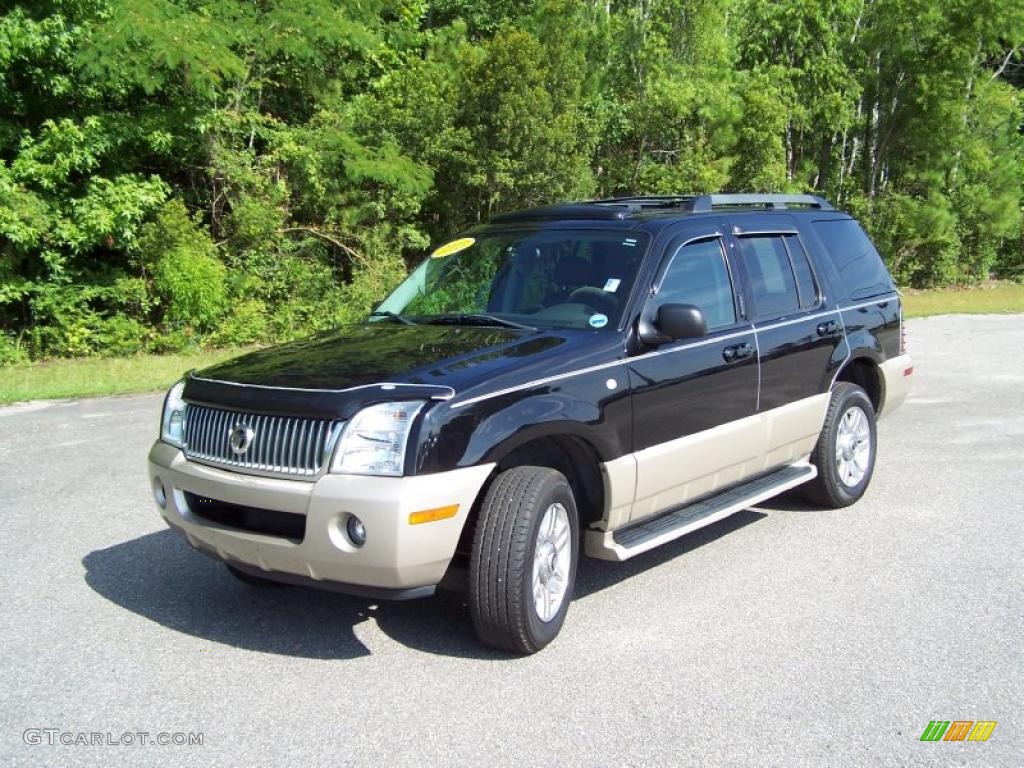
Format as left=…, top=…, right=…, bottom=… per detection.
left=920, top=720, right=997, bottom=742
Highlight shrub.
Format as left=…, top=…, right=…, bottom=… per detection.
left=138, top=200, right=227, bottom=330
left=147, top=328, right=199, bottom=354
left=0, top=333, right=28, bottom=366
left=25, top=281, right=150, bottom=357
left=207, top=299, right=269, bottom=347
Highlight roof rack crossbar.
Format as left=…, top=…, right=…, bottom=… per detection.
left=586, top=195, right=699, bottom=211
left=689, top=194, right=833, bottom=212
left=489, top=204, right=631, bottom=223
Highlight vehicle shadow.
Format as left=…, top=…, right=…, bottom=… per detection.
left=82, top=530, right=498, bottom=660
left=750, top=487, right=821, bottom=512
left=574, top=509, right=766, bottom=598
left=83, top=510, right=766, bottom=661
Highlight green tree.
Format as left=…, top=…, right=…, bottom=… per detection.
left=0, top=0, right=1022, bottom=359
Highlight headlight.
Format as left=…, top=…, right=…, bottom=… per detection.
left=330, top=401, right=425, bottom=476
left=161, top=380, right=187, bottom=448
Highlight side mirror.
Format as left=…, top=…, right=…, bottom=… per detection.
left=654, top=303, right=706, bottom=341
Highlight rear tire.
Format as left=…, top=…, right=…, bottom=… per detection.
left=803, top=382, right=878, bottom=508
left=469, top=466, right=579, bottom=654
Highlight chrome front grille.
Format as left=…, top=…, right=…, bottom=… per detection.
left=183, top=404, right=342, bottom=479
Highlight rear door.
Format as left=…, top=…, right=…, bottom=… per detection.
left=726, top=214, right=845, bottom=469
left=625, top=220, right=760, bottom=522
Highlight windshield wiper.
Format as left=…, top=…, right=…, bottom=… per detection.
left=426, top=313, right=536, bottom=332
left=368, top=310, right=418, bottom=326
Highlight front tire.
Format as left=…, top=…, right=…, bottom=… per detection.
left=803, top=382, right=878, bottom=508
left=469, top=466, right=579, bottom=654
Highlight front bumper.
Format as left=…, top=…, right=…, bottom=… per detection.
left=148, top=441, right=494, bottom=596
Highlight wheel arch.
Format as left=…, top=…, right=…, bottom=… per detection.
left=833, top=354, right=884, bottom=413
left=454, top=432, right=608, bottom=562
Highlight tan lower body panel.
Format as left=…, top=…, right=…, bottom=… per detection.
left=148, top=441, right=494, bottom=590
left=620, top=392, right=829, bottom=526
left=586, top=461, right=817, bottom=561
left=628, top=410, right=765, bottom=523
left=600, top=454, right=637, bottom=531
left=879, top=353, right=913, bottom=417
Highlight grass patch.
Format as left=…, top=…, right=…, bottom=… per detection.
left=901, top=282, right=1024, bottom=318
left=0, top=348, right=247, bottom=405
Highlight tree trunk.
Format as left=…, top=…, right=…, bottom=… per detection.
left=817, top=133, right=834, bottom=191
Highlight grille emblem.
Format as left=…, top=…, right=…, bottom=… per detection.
left=229, top=423, right=255, bottom=455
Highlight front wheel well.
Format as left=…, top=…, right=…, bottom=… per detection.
left=455, top=435, right=606, bottom=559
left=834, top=357, right=883, bottom=412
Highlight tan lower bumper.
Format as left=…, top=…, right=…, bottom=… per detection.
left=147, top=442, right=494, bottom=592
left=880, top=353, right=914, bottom=416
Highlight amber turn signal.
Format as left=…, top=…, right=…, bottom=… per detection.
left=408, top=504, right=459, bottom=525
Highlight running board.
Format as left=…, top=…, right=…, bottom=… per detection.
left=585, top=463, right=816, bottom=561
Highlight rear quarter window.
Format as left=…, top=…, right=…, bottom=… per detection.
left=812, top=219, right=895, bottom=300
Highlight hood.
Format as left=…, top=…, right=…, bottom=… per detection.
left=195, top=323, right=570, bottom=389
left=182, top=323, right=584, bottom=419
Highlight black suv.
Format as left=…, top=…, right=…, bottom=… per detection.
left=149, top=194, right=913, bottom=653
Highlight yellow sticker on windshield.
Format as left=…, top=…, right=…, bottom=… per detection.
left=430, top=237, right=475, bottom=259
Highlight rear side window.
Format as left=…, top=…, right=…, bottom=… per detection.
left=812, top=219, right=895, bottom=300
left=657, top=238, right=737, bottom=330
left=737, top=236, right=799, bottom=318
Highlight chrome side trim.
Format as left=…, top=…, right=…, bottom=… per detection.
left=188, top=375, right=456, bottom=401
left=450, top=327, right=756, bottom=409
left=838, top=293, right=899, bottom=313
left=450, top=357, right=626, bottom=409
left=829, top=309, right=852, bottom=390
left=752, top=325, right=761, bottom=412
left=752, top=308, right=835, bottom=331
left=451, top=306, right=848, bottom=410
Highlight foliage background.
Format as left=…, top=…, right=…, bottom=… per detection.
left=0, top=0, right=1021, bottom=362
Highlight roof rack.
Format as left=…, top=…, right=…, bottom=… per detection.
left=590, top=193, right=832, bottom=213
left=487, top=193, right=834, bottom=223
left=689, top=193, right=833, bottom=212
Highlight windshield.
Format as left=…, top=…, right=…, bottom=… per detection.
left=373, top=230, right=649, bottom=331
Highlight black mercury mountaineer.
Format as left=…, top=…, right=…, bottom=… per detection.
left=149, top=193, right=913, bottom=653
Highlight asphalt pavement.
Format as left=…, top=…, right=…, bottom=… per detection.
left=0, top=314, right=1021, bottom=767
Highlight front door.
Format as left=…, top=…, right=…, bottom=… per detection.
left=626, top=221, right=759, bottom=522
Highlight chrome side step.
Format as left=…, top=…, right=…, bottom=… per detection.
left=585, top=463, right=816, bottom=561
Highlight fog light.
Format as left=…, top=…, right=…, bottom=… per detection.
left=347, top=515, right=366, bottom=547
left=153, top=477, right=167, bottom=509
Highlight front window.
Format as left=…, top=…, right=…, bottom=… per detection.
left=373, top=230, right=649, bottom=331
left=657, top=238, right=737, bottom=330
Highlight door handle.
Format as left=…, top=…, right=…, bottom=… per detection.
left=817, top=320, right=840, bottom=336
left=722, top=343, right=754, bottom=363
